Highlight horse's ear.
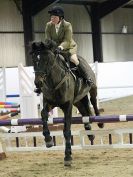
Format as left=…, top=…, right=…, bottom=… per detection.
left=32, top=42, right=37, bottom=51
left=40, top=42, right=45, bottom=49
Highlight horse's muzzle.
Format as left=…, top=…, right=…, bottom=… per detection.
left=35, top=75, right=45, bottom=87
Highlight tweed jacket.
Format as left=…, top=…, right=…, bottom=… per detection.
left=45, top=20, right=77, bottom=55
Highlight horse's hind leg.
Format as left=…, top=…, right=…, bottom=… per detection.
left=74, top=95, right=95, bottom=141
left=41, top=103, right=53, bottom=148
left=89, top=86, right=104, bottom=128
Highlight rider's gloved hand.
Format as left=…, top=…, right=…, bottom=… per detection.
left=55, top=46, right=63, bottom=54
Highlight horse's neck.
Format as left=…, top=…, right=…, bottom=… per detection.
left=46, top=56, right=66, bottom=87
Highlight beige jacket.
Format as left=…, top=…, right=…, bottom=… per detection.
left=45, top=20, right=77, bottom=55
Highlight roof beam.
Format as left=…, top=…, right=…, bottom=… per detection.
left=31, top=0, right=56, bottom=16
left=59, top=0, right=97, bottom=5
left=100, top=0, right=132, bottom=18
left=13, top=0, right=22, bottom=15
left=90, top=3, right=103, bottom=62
left=123, top=4, right=133, bottom=8
left=22, top=0, right=33, bottom=66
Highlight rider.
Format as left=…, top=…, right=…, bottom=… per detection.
left=34, top=6, right=93, bottom=94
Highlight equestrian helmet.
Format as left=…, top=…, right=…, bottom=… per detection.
left=48, top=6, right=64, bottom=18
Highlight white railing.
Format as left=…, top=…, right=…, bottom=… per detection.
left=1, top=128, right=133, bottom=152
left=0, top=67, right=6, bottom=101
left=18, top=63, right=38, bottom=119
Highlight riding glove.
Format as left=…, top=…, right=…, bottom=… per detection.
left=55, top=46, right=63, bottom=54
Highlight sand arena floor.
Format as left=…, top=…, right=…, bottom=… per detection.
left=0, top=96, right=133, bottom=177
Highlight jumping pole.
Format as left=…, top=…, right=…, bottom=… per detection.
left=0, top=115, right=133, bottom=126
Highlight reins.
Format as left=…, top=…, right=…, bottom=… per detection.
left=54, top=71, right=69, bottom=90
left=34, top=50, right=70, bottom=91
left=48, top=54, right=70, bottom=91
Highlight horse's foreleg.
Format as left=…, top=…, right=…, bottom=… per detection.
left=62, top=102, right=73, bottom=166
left=41, top=107, right=53, bottom=148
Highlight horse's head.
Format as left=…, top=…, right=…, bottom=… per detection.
left=30, top=40, right=57, bottom=87
left=31, top=40, right=57, bottom=69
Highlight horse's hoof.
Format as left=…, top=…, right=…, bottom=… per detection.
left=45, top=140, right=54, bottom=148
left=97, top=123, right=104, bottom=128
left=88, top=134, right=95, bottom=141
left=64, top=156, right=72, bottom=166
left=64, top=160, right=72, bottom=166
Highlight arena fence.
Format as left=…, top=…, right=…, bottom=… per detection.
left=1, top=128, right=133, bottom=152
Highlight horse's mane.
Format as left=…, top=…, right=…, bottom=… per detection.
left=31, top=39, right=70, bottom=72
left=31, top=39, right=57, bottom=53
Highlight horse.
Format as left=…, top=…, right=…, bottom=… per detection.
left=31, top=40, right=102, bottom=166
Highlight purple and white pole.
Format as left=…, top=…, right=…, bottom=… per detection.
left=0, top=115, right=133, bottom=126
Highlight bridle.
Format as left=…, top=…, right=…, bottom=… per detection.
left=32, top=49, right=70, bottom=91
left=33, top=49, right=58, bottom=83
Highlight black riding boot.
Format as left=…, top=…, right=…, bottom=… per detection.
left=78, top=61, right=94, bottom=86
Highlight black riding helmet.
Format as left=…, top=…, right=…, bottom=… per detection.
left=48, top=6, right=64, bottom=18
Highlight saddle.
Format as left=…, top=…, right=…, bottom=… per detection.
left=56, top=52, right=80, bottom=80
left=57, top=52, right=96, bottom=88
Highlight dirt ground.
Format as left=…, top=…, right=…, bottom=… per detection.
left=0, top=96, right=133, bottom=177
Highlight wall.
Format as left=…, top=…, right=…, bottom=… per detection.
left=33, top=4, right=93, bottom=63
left=0, top=0, right=25, bottom=67
left=34, top=4, right=133, bottom=63
left=102, top=8, right=133, bottom=62
left=2, top=62, right=133, bottom=103
left=96, top=61, right=133, bottom=101
left=0, top=1, right=133, bottom=67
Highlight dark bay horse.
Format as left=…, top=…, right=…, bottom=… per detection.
left=31, top=40, right=102, bottom=166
